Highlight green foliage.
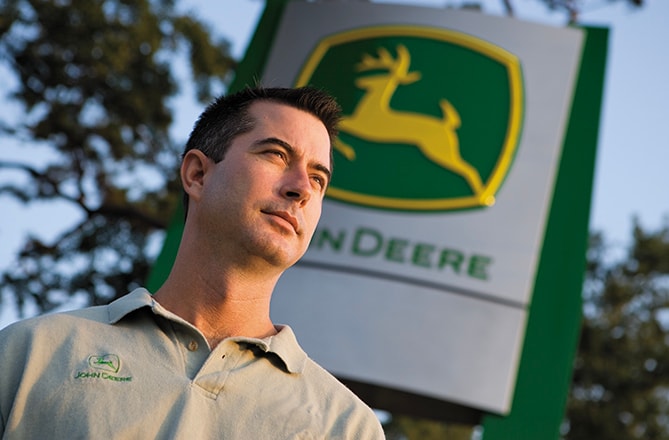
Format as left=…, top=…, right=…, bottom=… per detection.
left=564, top=220, right=669, bottom=439
left=0, top=0, right=235, bottom=313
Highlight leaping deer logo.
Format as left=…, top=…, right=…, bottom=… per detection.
left=336, top=44, right=484, bottom=196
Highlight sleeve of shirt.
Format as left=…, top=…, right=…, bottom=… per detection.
left=338, top=406, right=386, bottom=439
left=347, top=414, right=386, bottom=439
left=0, top=322, right=25, bottom=437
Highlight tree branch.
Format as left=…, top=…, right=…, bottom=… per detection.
left=93, top=204, right=170, bottom=230
left=501, top=0, right=514, bottom=16
left=0, top=160, right=82, bottom=205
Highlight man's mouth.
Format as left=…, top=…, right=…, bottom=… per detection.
left=262, top=210, right=299, bottom=234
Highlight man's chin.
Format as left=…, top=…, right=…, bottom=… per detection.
left=258, top=246, right=306, bottom=271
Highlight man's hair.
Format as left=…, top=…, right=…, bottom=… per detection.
left=181, top=86, right=342, bottom=216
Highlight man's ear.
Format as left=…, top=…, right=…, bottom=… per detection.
left=181, top=149, right=210, bottom=203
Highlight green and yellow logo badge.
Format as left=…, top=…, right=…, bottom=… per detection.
left=295, top=26, right=524, bottom=211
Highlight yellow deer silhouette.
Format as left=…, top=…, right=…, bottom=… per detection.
left=336, top=44, right=484, bottom=196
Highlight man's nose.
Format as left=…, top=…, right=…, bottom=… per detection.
left=282, top=167, right=312, bottom=205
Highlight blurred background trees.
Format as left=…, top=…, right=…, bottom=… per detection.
left=0, top=0, right=234, bottom=312
left=564, top=222, right=669, bottom=439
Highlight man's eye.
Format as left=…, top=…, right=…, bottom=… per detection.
left=267, top=150, right=286, bottom=160
left=311, top=175, right=326, bottom=189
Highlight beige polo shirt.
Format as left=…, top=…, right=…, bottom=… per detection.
left=0, top=288, right=384, bottom=439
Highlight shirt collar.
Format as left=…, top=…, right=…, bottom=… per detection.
left=107, top=287, right=153, bottom=324
left=106, top=288, right=308, bottom=374
left=229, top=326, right=308, bottom=374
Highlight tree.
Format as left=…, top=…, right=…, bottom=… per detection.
left=564, top=221, right=669, bottom=439
left=502, top=0, right=643, bottom=23
left=540, top=0, right=643, bottom=23
left=0, top=0, right=235, bottom=314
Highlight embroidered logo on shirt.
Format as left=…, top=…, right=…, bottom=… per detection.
left=74, top=354, right=132, bottom=382
left=89, top=354, right=120, bottom=372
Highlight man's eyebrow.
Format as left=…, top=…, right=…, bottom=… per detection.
left=255, top=137, right=332, bottom=183
left=254, top=136, right=292, bottom=150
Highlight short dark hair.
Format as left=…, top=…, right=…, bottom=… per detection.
left=181, top=86, right=342, bottom=216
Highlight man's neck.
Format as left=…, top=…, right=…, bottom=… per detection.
left=153, top=257, right=280, bottom=348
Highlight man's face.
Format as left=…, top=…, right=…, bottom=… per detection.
left=194, top=100, right=332, bottom=270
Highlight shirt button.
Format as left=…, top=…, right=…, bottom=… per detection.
left=187, top=340, right=199, bottom=351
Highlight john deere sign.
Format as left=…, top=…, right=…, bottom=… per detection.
left=148, top=1, right=605, bottom=435
left=259, top=0, right=590, bottom=416
left=296, top=27, right=524, bottom=211
left=137, top=2, right=608, bottom=431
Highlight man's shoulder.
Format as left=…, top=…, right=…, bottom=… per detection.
left=266, top=326, right=384, bottom=436
left=0, top=304, right=105, bottom=344
left=0, top=288, right=153, bottom=341
left=269, top=326, right=361, bottom=403
left=0, top=288, right=152, bottom=342
left=299, top=357, right=385, bottom=436
left=301, top=357, right=355, bottom=396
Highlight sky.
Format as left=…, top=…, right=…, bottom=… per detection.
left=1, top=0, right=668, bottom=324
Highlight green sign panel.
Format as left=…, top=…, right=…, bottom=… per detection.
left=296, top=26, right=523, bottom=211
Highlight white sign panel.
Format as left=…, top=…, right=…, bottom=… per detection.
left=267, top=1, right=584, bottom=414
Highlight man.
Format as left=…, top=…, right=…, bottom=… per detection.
left=0, top=87, right=385, bottom=438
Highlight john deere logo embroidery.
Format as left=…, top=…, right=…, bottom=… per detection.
left=74, top=354, right=132, bottom=382
left=89, top=354, right=120, bottom=373
left=295, top=26, right=524, bottom=211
